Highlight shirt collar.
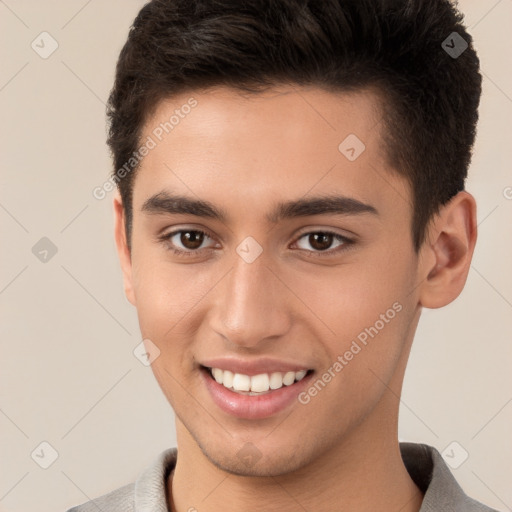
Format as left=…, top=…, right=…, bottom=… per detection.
left=400, top=442, right=491, bottom=511
left=134, top=448, right=177, bottom=512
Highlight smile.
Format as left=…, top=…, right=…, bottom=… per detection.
left=207, top=367, right=310, bottom=394
left=200, top=364, right=315, bottom=419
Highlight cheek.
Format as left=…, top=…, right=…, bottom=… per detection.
left=296, top=290, right=414, bottom=435
left=130, top=248, right=224, bottom=371
left=288, top=247, right=416, bottom=402
left=131, top=250, right=191, bottom=338
left=131, top=262, right=208, bottom=404
left=288, top=251, right=413, bottom=345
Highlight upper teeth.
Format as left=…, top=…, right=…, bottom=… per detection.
left=210, top=368, right=308, bottom=394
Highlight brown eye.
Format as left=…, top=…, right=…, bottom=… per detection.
left=294, top=230, right=351, bottom=255
left=159, top=228, right=216, bottom=256
left=308, top=233, right=334, bottom=251
left=179, top=230, right=205, bottom=250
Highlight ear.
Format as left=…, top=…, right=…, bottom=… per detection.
left=418, top=191, right=477, bottom=309
left=113, top=193, right=136, bottom=306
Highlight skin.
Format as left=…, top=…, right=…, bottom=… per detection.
left=114, top=85, right=477, bottom=512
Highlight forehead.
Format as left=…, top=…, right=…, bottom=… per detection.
left=144, top=85, right=383, bottom=155
left=132, top=85, right=410, bottom=225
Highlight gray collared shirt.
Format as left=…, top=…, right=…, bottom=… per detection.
left=67, top=443, right=498, bottom=511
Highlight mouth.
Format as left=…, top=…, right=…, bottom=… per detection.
left=203, top=366, right=312, bottom=395
left=200, top=365, right=315, bottom=419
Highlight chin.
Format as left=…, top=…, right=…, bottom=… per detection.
left=195, top=435, right=317, bottom=478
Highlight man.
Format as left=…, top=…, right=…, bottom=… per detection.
left=69, top=0, right=497, bottom=510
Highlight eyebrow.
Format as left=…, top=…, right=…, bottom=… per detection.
left=141, top=191, right=378, bottom=224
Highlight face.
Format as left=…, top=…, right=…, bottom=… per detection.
left=116, top=85, right=425, bottom=476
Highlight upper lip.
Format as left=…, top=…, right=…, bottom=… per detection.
left=200, top=357, right=312, bottom=376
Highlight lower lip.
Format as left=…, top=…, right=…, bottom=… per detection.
left=201, top=368, right=314, bottom=420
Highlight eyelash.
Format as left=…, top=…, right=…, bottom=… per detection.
left=158, top=228, right=354, bottom=258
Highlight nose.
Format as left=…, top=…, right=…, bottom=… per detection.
left=209, top=253, right=292, bottom=349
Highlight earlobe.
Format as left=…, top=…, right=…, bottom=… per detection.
left=418, top=191, right=477, bottom=309
left=113, top=194, right=136, bottom=306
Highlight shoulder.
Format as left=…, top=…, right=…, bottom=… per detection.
left=65, top=448, right=177, bottom=512
left=65, top=482, right=135, bottom=512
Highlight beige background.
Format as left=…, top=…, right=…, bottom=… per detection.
left=0, top=1, right=511, bottom=511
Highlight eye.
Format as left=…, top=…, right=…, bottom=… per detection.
left=159, top=228, right=217, bottom=256
left=159, top=228, right=354, bottom=259
left=293, top=230, right=352, bottom=255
